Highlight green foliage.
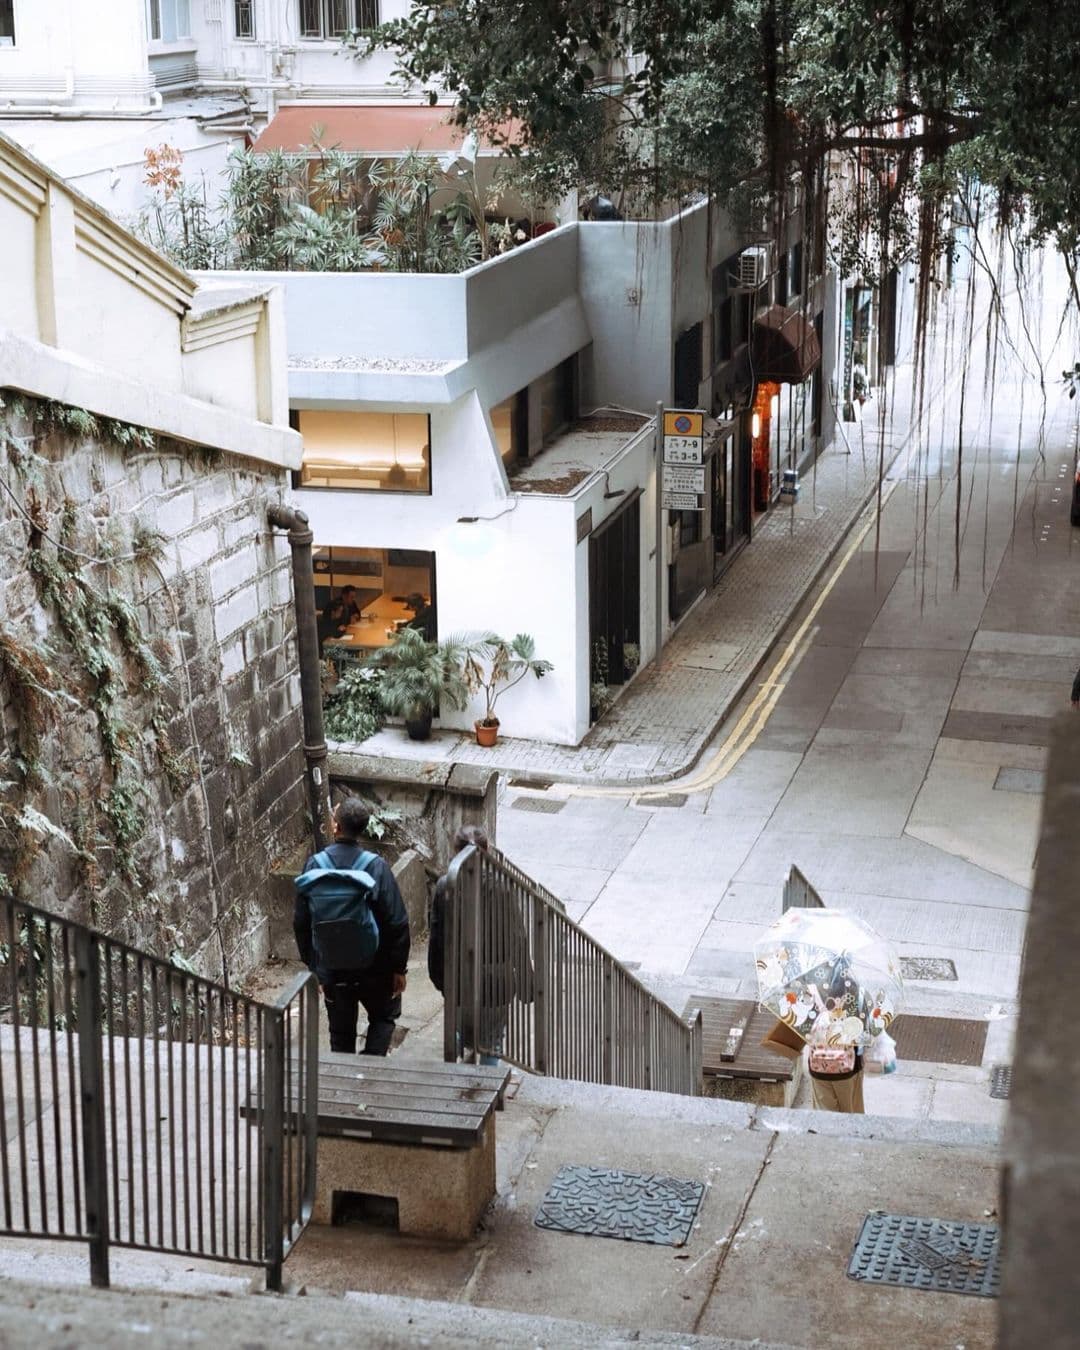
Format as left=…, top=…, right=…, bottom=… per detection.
left=133, top=141, right=497, bottom=274
left=372, top=626, right=472, bottom=721
left=364, top=804, right=403, bottom=841
left=459, top=632, right=553, bottom=725
left=323, top=664, right=386, bottom=743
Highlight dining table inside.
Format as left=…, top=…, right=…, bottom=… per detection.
left=323, top=593, right=423, bottom=654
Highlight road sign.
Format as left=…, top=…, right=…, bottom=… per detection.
left=662, top=491, right=706, bottom=511
left=662, top=464, right=706, bottom=494
left=663, top=408, right=705, bottom=465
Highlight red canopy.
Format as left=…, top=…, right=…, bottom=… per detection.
left=252, top=104, right=516, bottom=155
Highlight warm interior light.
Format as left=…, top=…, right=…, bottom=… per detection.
left=751, top=412, right=761, bottom=438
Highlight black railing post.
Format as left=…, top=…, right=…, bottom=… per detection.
left=301, top=977, right=319, bottom=1223
left=533, top=906, right=549, bottom=1076
left=74, top=928, right=110, bottom=1288
left=261, top=1006, right=285, bottom=1292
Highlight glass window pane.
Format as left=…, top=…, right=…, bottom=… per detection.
left=299, top=0, right=322, bottom=36
left=328, top=0, right=352, bottom=35
left=297, top=411, right=431, bottom=492
left=146, top=0, right=162, bottom=40
left=176, top=0, right=190, bottom=36
left=235, top=0, right=254, bottom=37
left=314, top=547, right=437, bottom=656
left=0, top=0, right=15, bottom=44
left=490, top=393, right=521, bottom=467
left=357, top=0, right=379, bottom=30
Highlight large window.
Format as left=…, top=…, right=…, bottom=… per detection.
left=0, top=0, right=14, bottom=47
left=146, top=0, right=191, bottom=41
left=234, top=0, right=255, bottom=38
left=538, top=356, right=575, bottom=445
left=296, top=411, right=431, bottom=492
left=299, top=0, right=379, bottom=38
left=491, top=391, right=527, bottom=468
left=314, top=547, right=437, bottom=658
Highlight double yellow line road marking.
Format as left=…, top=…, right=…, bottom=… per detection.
left=569, top=469, right=906, bottom=803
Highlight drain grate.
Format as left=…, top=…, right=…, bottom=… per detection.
left=639, top=793, right=688, bottom=808
left=899, top=956, right=958, bottom=982
left=989, top=1065, right=1012, bottom=1099
left=891, top=1015, right=987, bottom=1066
left=508, top=776, right=553, bottom=790
left=848, top=1212, right=1000, bottom=1298
left=534, top=1165, right=704, bottom=1247
left=511, top=796, right=565, bottom=814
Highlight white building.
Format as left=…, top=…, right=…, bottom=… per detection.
left=0, top=0, right=419, bottom=218
left=200, top=198, right=836, bottom=747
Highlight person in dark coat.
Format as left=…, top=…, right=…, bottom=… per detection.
left=294, top=797, right=410, bottom=1055
left=1071, top=666, right=1080, bottom=708
left=428, top=825, right=532, bottom=1065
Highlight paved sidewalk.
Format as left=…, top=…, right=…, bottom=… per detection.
left=351, top=355, right=956, bottom=785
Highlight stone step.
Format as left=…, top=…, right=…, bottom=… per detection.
left=0, top=1273, right=798, bottom=1349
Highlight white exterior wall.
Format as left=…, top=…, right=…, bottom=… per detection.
left=0, top=130, right=298, bottom=466
left=0, top=0, right=154, bottom=110
left=191, top=0, right=412, bottom=100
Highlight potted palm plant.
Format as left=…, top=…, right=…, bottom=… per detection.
left=461, top=633, right=553, bottom=746
left=373, top=627, right=469, bottom=741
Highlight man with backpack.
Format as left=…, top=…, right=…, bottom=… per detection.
left=293, top=797, right=410, bottom=1055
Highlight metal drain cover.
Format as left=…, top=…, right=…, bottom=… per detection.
left=899, top=957, right=958, bottom=982
left=989, top=1064, right=1012, bottom=1099
left=511, top=796, right=565, bottom=814
left=891, top=1015, right=987, bottom=1066
left=848, top=1212, right=1000, bottom=1298
left=534, top=1165, right=704, bottom=1246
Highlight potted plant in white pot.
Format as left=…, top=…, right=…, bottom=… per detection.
left=460, top=633, right=553, bottom=746
left=372, top=627, right=469, bottom=741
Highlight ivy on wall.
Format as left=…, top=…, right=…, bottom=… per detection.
left=0, top=391, right=197, bottom=901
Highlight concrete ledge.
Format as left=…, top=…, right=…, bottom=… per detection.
left=756, top=1104, right=1002, bottom=1149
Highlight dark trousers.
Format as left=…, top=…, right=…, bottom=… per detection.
left=323, top=977, right=401, bottom=1055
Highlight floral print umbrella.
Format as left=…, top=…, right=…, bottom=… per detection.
left=754, top=908, right=903, bottom=1048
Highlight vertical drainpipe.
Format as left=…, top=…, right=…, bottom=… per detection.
left=267, top=503, right=330, bottom=854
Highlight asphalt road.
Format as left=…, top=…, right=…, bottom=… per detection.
left=497, top=261, right=1080, bottom=1122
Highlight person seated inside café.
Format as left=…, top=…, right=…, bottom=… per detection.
left=338, top=586, right=364, bottom=624
left=317, top=598, right=348, bottom=654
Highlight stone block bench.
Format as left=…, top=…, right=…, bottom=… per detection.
left=310, top=1053, right=510, bottom=1241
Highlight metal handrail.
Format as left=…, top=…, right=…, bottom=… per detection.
left=443, top=846, right=702, bottom=1096
left=0, top=893, right=318, bottom=1290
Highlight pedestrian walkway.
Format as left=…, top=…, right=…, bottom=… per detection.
left=353, top=355, right=958, bottom=785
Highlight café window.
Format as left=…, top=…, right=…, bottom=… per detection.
left=295, top=410, right=431, bottom=492
left=0, top=0, right=14, bottom=45
left=314, top=546, right=437, bottom=658
left=491, top=390, right=527, bottom=468
left=538, top=356, right=576, bottom=445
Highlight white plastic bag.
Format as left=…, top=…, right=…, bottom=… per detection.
left=864, top=1030, right=897, bottom=1074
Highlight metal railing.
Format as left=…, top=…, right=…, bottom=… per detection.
left=444, top=846, right=702, bottom=1096
left=782, top=864, right=826, bottom=912
left=0, top=894, right=318, bottom=1290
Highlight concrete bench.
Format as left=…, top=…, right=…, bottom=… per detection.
left=311, top=1053, right=510, bottom=1241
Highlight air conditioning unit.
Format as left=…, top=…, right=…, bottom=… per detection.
left=736, top=246, right=769, bottom=289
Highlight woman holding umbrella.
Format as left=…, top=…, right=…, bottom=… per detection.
left=755, top=908, right=902, bottom=1115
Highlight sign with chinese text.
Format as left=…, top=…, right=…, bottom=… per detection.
left=663, top=409, right=705, bottom=465
left=662, top=464, right=706, bottom=494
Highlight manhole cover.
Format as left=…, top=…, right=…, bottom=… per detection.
left=993, top=767, right=1045, bottom=795
left=891, top=1015, right=987, bottom=1066
left=990, top=1065, right=1012, bottom=1099
left=848, top=1212, right=1000, bottom=1298
left=534, top=1165, right=704, bottom=1247
left=511, top=797, right=565, bottom=814
left=899, top=957, right=958, bottom=982
left=639, top=793, right=688, bottom=808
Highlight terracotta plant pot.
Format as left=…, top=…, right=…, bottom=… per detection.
left=474, top=718, right=499, bottom=747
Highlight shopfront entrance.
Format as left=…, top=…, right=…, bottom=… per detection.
left=588, top=495, right=641, bottom=716
left=711, top=426, right=751, bottom=581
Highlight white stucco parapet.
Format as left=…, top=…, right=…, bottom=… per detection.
left=0, top=130, right=300, bottom=470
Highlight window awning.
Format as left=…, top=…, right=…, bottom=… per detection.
left=251, top=104, right=516, bottom=156
left=751, top=306, right=821, bottom=384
